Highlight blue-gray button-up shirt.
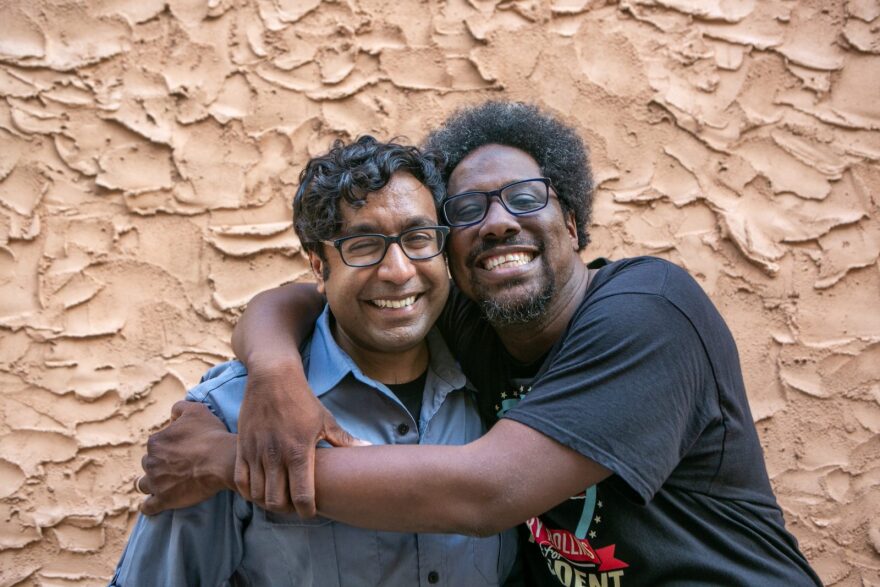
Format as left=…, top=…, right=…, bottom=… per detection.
left=111, top=307, right=517, bottom=586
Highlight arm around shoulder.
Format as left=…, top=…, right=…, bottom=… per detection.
left=231, top=282, right=324, bottom=366
left=231, top=282, right=362, bottom=518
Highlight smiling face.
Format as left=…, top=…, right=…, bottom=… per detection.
left=445, top=144, right=580, bottom=326
left=309, top=172, right=450, bottom=362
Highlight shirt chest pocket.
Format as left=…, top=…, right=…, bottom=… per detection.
left=259, top=510, right=381, bottom=587
left=472, top=527, right=518, bottom=585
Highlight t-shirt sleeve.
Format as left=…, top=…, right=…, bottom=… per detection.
left=502, top=291, right=716, bottom=504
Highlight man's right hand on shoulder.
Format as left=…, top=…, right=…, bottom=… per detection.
left=234, top=356, right=366, bottom=518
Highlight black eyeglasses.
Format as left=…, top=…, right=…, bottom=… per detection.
left=442, top=178, right=552, bottom=227
left=323, top=225, right=450, bottom=268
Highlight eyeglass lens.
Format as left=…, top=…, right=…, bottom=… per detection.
left=443, top=179, right=549, bottom=226
left=339, top=227, right=446, bottom=266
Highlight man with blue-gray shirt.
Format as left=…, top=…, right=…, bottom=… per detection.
left=111, top=137, right=516, bottom=586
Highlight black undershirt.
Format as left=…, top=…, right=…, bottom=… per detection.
left=386, top=370, right=427, bottom=431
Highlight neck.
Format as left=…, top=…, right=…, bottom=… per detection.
left=332, top=325, right=430, bottom=385
left=496, top=261, right=593, bottom=363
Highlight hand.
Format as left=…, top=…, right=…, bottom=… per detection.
left=139, top=401, right=236, bottom=515
left=235, top=358, right=364, bottom=517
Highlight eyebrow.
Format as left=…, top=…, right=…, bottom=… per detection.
left=340, top=215, right=439, bottom=236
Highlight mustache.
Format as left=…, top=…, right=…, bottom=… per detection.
left=465, top=236, right=544, bottom=267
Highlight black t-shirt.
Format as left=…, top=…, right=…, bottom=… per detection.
left=438, top=257, right=820, bottom=586
left=387, top=371, right=427, bottom=431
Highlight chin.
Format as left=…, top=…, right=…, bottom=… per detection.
left=478, top=281, right=555, bottom=327
left=479, top=280, right=543, bottom=305
left=375, top=326, right=430, bottom=351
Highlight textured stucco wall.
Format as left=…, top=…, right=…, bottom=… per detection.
left=1, top=0, right=878, bottom=585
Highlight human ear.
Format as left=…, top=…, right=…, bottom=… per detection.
left=308, top=250, right=326, bottom=295
left=565, top=211, right=578, bottom=250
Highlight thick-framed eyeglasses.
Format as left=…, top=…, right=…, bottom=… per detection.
left=442, top=177, right=552, bottom=228
left=324, top=225, right=450, bottom=268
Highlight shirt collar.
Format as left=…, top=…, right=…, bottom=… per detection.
left=306, top=307, right=356, bottom=397
left=306, top=305, right=467, bottom=400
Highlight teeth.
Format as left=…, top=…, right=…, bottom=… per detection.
left=372, top=295, right=417, bottom=309
left=483, top=253, right=534, bottom=271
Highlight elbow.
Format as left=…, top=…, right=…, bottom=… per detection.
left=469, top=521, right=510, bottom=539
left=440, top=447, right=526, bottom=537
left=451, top=487, right=520, bottom=538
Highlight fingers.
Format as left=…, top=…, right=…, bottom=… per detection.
left=134, top=475, right=151, bottom=495
left=262, top=457, right=289, bottom=512
left=288, top=444, right=317, bottom=519
left=140, top=495, right=164, bottom=516
left=248, top=459, right=266, bottom=507
left=234, top=451, right=253, bottom=502
left=138, top=452, right=155, bottom=496
left=322, top=413, right=370, bottom=447
left=169, top=400, right=189, bottom=421
left=235, top=440, right=267, bottom=506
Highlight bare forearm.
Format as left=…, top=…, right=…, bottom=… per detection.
left=232, top=283, right=324, bottom=367
left=312, top=420, right=610, bottom=536
left=313, top=444, right=503, bottom=535
left=231, top=282, right=356, bottom=516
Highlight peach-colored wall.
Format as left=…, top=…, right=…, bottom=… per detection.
left=1, top=0, right=878, bottom=584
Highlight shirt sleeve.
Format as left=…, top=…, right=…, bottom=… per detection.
left=109, top=492, right=245, bottom=586
left=110, top=363, right=248, bottom=586
left=502, top=291, right=717, bottom=504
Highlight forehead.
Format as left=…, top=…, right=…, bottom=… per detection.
left=338, top=171, right=438, bottom=233
left=448, top=144, right=542, bottom=194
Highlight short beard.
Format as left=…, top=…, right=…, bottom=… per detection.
left=479, top=246, right=556, bottom=328
left=477, top=262, right=556, bottom=327
left=463, top=236, right=557, bottom=327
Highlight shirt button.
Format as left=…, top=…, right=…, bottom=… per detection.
left=396, top=423, right=410, bottom=435
left=427, top=570, right=439, bottom=584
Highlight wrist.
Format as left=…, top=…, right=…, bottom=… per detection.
left=246, top=355, right=309, bottom=396
left=245, top=352, right=302, bottom=378
left=200, top=431, right=238, bottom=492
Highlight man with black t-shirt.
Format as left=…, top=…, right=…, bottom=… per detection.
left=138, top=102, right=820, bottom=585
left=112, top=137, right=515, bottom=586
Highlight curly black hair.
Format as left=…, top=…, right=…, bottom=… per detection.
left=293, top=136, right=446, bottom=263
left=424, top=101, right=593, bottom=250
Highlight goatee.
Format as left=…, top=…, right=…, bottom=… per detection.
left=479, top=278, right=555, bottom=326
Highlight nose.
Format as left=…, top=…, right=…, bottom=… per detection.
left=478, top=198, right=521, bottom=241
left=377, top=242, right=417, bottom=284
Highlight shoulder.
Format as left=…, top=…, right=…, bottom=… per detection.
left=571, top=257, right=736, bottom=367
left=558, top=258, right=711, bottom=353
left=579, top=257, right=682, bottom=314
left=185, top=360, right=248, bottom=432
left=584, top=257, right=713, bottom=318
left=589, top=256, right=687, bottom=296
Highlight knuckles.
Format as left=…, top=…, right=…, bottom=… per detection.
left=264, top=445, right=283, bottom=466
left=283, top=445, right=310, bottom=467
left=291, top=494, right=317, bottom=518
left=264, top=494, right=288, bottom=511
